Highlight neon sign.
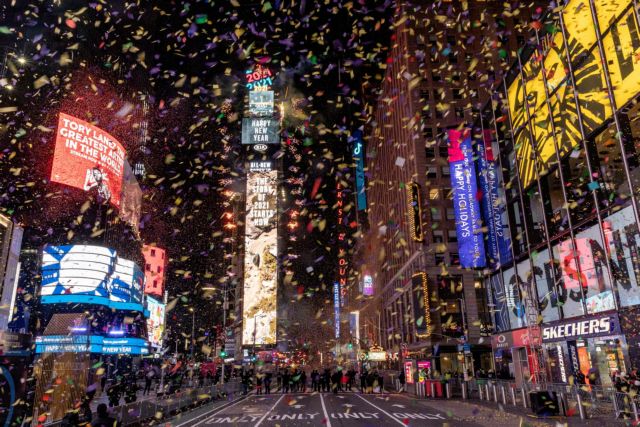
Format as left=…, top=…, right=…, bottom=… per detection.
left=246, top=65, right=273, bottom=91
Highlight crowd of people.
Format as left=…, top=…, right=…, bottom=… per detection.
left=238, top=366, right=387, bottom=395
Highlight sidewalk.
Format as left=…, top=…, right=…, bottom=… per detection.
left=418, top=398, right=631, bottom=426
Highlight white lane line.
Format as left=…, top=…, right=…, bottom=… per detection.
left=175, top=394, right=249, bottom=427
left=319, top=393, right=333, bottom=427
left=254, top=394, right=285, bottom=427
left=354, top=393, right=406, bottom=426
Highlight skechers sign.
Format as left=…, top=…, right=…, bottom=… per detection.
left=242, top=118, right=279, bottom=145
left=448, top=128, right=485, bottom=268
left=541, top=314, right=620, bottom=343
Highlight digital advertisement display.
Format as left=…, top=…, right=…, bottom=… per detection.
left=334, top=282, right=340, bottom=339
left=245, top=65, right=274, bottom=91
left=363, top=274, right=374, bottom=296
left=352, top=130, right=367, bottom=211
left=249, top=90, right=275, bottom=116
left=35, top=335, right=149, bottom=355
left=146, top=296, right=165, bottom=348
left=40, top=245, right=145, bottom=312
left=242, top=168, right=278, bottom=346
left=411, top=272, right=430, bottom=337
left=477, top=130, right=512, bottom=268
left=241, top=118, right=279, bottom=145
left=448, top=129, right=485, bottom=268
left=50, top=113, right=126, bottom=207
left=142, top=245, right=166, bottom=297
left=507, top=0, right=633, bottom=190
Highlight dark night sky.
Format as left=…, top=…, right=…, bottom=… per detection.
left=0, top=0, right=393, bottom=349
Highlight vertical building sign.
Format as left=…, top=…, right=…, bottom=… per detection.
left=407, top=183, right=424, bottom=242
left=448, top=128, right=486, bottom=268
left=243, top=162, right=278, bottom=345
left=352, top=130, right=367, bottom=211
left=334, top=282, right=340, bottom=339
left=242, top=63, right=279, bottom=347
left=411, top=272, right=431, bottom=337
left=363, top=274, right=374, bottom=296
left=477, top=130, right=512, bottom=268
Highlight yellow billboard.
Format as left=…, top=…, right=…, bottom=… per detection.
left=506, top=0, right=625, bottom=190
left=601, top=3, right=640, bottom=109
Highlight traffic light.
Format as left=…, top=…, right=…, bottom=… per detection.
left=220, top=350, right=227, bottom=357
left=347, top=342, right=353, bottom=350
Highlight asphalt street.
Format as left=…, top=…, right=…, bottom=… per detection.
left=168, top=390, right=553, bottom=427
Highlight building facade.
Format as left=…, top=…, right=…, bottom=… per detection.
left=480, top=0, right=640, bottom=386
left=355, top=0, right=536, bottom=375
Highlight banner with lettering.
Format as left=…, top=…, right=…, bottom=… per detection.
left=476, top=130, right=512, bottom=268
left=448, top=129, right=486, bottom=268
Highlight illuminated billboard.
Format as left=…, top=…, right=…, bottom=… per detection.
left=245, top=65, right=273, bottom=91
left=50, top=113, right=126, bottom=207
left=352, top=130, right=367, bottom=211
left=507, top=0, right=625, bottom=190
left=35, top=335, right=149, bottom=355
left=40, top=245, right=145, bottom=312
left=242, top=167, right=278, bottom=346
left=146, top=296, right=165, bottom=348
left=407, top=183, right=424, bottom=242
left=363, top=274, right=374, bottom=296
left=241, top=118, right=279, bottom=145
left=142, top=245, right=166, bottom=297
left=249, top=91, right=274, bottom=116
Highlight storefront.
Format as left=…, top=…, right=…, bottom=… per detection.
left=542, top=312, right=627, bottom=386
left=491, top=328, right=531, bottom=385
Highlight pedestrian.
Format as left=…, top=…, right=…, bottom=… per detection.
left=107, top=381, right=120, bottom=408
left=360, top=370, right=368, bottom=393
left=331, top=370, right=341, bottom=394
left=256, top=373, right=263, bottom=395
left=398, top=369, right=405, bottom=392
left=91, top=403, right=117, bottom=427
left=300, top=370, right=307, bottom=393
left=282, top=370, right=290, bottom=393
left=311, top=369, right=319, bottom=392
left=377, top=372, right=384, bottom=393
left=100, top=375, right=107, bottom=394
left=323, top=369, right=331, bottom=392
left=143, top=371, right=154, bottom=396
left=264, top=372, right=272, bottom=395
left=277, top=369, right=282, bottom=392
left=241, top=371, right=250, bottom=395
left=79, top=397, right=92, bottom=426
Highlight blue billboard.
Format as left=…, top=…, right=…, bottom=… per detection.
left=477, top=130, right=512, bottom=268
left=448, top=129, right=486, bottom=268
left=40, top=245, right=145, bottom=312
left=352, top=130, right=367, bottom=211
left=35, top=335, right=149, bottom=355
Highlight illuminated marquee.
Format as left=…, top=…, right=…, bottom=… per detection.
left=249, top=91, right=274, bottom=116
left=407, top=182, right=424, bottom=242
left=411, top=272, right=431, bottom=338
left=241, top=118, right=279, bottom=145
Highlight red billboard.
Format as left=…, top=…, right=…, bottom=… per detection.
left=142, top=245, right=166, bottom=297
left=50, top=113, right=126, bottom=208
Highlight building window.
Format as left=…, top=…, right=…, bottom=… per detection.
left=455, top=107, right=464, bottom=118
left=435, top=254, right=446, bottom=265
left=447, top=229, right=457, bottom=243
left=146, top=263, right=151, bottom=271
left=443, top=187, right=452, bottom=199
left=453, top=89, right=463, bottom=100
left=446, top=208, right=456, bottom=220
left=438, top=145, right=449, bottom=158
left=429, top=188, right=440, bottom=200
left=424, top=128, right=434, bottom=139
left=420, top=90, right=430, bottom=100
left=441, top=166, right=450, bottom=176
left=431, top=208, right=442, bottom=221
left=151, top=249, right=156, bottom=256
left=433, top=230, right=444, bottom=243
left=153, top=280, right=158, bottom=288
left=157, top=266, right=162, bottom=273
left=427, top=166, right=437, bottom=178
left=425, top=146, right=435, bottom=158
left=450, top=252, right=460, bottom=265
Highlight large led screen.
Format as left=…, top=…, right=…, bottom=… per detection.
left=146, top=296, right=166, bottom=348
left=241, top=118, right=279, bottom=145
left=50, top=113, right=126, bottom=207
left=40, top=245, right=144, bottom=312
left=242, top=167, right=278, bottom=345
left=35, top=335, right=149, bottom=355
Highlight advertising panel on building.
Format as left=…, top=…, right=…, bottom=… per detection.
left=334, top=282, right=340, bottom=339
left=0, top=216, right=22, bottom=330
left=406, top=182, right=424, bottom=242
left=146, top=296, right=165, bottom=349
left=242, top=163, right=278, bottom=346
left=249, top=91, right=274, bottom=116
left=241, top=118, right=279, bottom=145
left=35, top=335, right=149, bottom=355
left=50, top=113, right=126, bottom=207
left=352, top=130, right=367, bottom=211
left=448, top=128, right=485, bottom=268
left=476, top=130, right=512, bottom=268
left=363, top=274, right=374, bottom=296
left=119, top=161, right=142, bottom=230
left=411, top=272, right=430, bottom=338
left=142, top=245, right=166, bottom=297
left=40, top=245, right=145, bottom=312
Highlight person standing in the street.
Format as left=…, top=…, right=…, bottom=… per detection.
left=143, top=370, right=154, bottom=396
left=331, top=369, right=341, bottom=394
left=398, top=369, right=405, bottom=392
left=264, top=372, right=272, bottom=395
left=360, top=369, right=368, bottom=393
left=300, top=370, right=307, bottom=393
left=91, top=403, right=117, bottom=427
left=282, top=370, right=290, bottom=393
left=311, top=369, right=319, bottom=392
